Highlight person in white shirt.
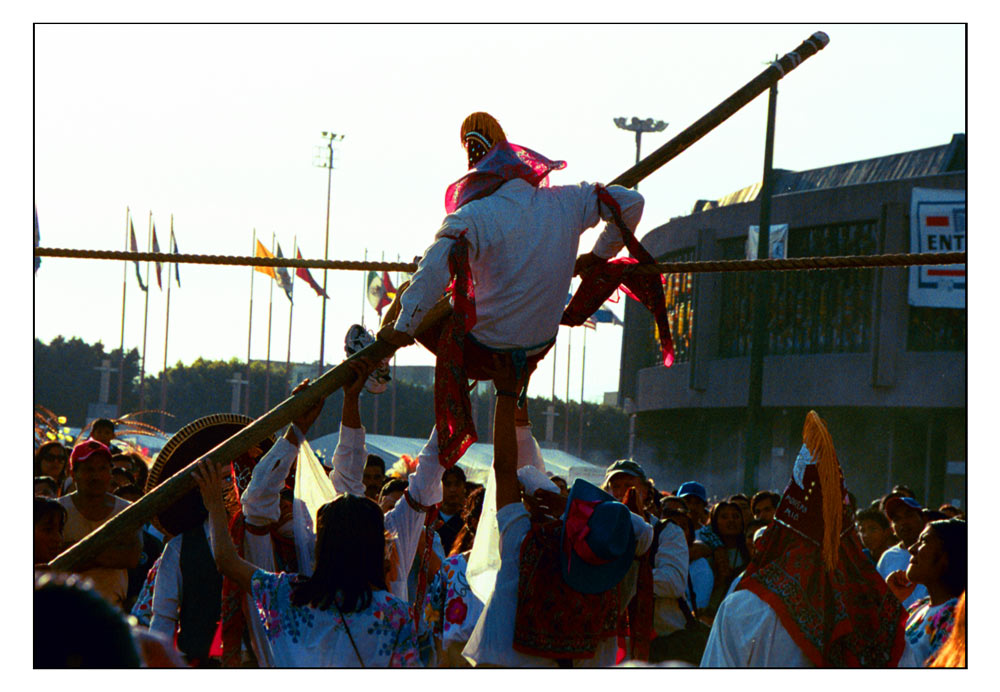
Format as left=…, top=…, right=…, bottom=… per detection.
left=876, top=495, right=929, bottom=609
left=462, top=388, right=652, bottom=667
left=379, top=112, right=644, bottom=470
left=701, top=411, right=920, bottom=668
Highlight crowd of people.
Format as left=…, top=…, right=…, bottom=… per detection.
left=34, top=112, right=967, bottom=668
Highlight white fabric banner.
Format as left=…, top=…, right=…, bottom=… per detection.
left=746, top=224, right=788, bottom=260
left=292, top=440, right=336, bottom=577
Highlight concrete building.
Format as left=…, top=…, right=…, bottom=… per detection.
left=619, top=135, right=966, bottom=508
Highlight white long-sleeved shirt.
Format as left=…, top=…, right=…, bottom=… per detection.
left=148, top=522, right=216, bottom=641
left=652, top=521, right=690, bottom=637
left=329, top=424, right=445, bottom=602
left=395, top=179, right=643, bottom=348
left=700, top=589, right=922, bottom=668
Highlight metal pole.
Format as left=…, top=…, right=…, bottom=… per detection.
left=245, top=229, right=256, bottom=416
left=264, top=234, right=275, bottom=411
left=117, top=207, right=129, bottom=416
left=159, top=215, right=174, bottom=431
left=743, top=80, right=778, bottom=495
left=578, top=327, right=587, bottom=456
left=286, top=236, right=296, bottom=394
left=317, top=134, right=337, bottom=378
left=138, top=212, right=152, bottom=414
left=564, top=331, right=572, bottom=452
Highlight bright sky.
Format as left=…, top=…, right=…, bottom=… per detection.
left=32, top=23, right=967, bottom=408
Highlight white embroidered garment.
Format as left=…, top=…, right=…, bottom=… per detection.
left=395, top=179, right=642, bottom=348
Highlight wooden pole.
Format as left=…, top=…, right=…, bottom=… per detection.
left=49, top=299, right=453, bottom=572
left=48, top=30, right=832, bottom=571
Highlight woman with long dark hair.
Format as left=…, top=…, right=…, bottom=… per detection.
left=886, top=518, right=966, bottom=665
left=34, top=442, right=69, bottom=495
left=192, top=462, right=419, bottom=667
left=706, top=499, right=750, bottom=613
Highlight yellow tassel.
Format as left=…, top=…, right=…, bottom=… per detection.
left=802, top=410, right=843, bottom=572
left=460, top=112, right=506, bottom=147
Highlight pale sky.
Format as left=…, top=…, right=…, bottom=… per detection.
left=31, top=23, right=967, bottom=409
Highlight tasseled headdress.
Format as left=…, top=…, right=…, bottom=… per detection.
left=460, top=112, right=507, bottom=169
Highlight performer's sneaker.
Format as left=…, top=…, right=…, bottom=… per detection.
left=344, top=324, right=391, bottom=394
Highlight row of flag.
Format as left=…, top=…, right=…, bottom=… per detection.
left=129, top=219, right=181, bottom=292
left=253, top=239, right=329, bottom=303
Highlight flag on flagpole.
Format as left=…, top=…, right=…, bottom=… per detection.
left=170, top=228, right=181, bottom=287
left=584, top=316, right=597, bottom=329
left=275, top=242, right=294, bottom=303
left=130, top=221, right=147, bottom=292
left=366, top=271, right=392, bottom=315
left=295, top=248, right=329, bottom=298
left=592, top=305, right=624, bottom=326
left=254, top=239, right=277, bottom=279
left=152, top=225, right=162, bottom=290
left=382, top=271, right=398, bottom=302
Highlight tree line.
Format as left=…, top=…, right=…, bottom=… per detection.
left=34, top=336, right=629, bottom=462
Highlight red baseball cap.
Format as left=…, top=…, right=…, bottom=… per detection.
left=69, top=439, right=112, bottom=471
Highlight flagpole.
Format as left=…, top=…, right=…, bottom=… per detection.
left=391, top=253, right=399, bottom=436
left=563, top=330, right=572, bottom=452
left=361, top=248, right=368, bottom=327
left=578, top=326, right=587, bottom=457
left=159, top=214, right=175, bottom=432
left=245, top=229, right=256, bottom=416
left=139, top=211, right=152, bottom=415
left=286, top=236, right=297, bottom=394
left=117, top=207, right=129, bottom=417
left=265, top=233, right=276, bottom=411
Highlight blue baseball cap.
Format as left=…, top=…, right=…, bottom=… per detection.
left=676, top=481, right=708, bottom=504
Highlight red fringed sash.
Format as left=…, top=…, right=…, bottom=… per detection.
left=737, top=523, right=908, bottom=668
left=562, top=185, right=674, bottom=367
left=513, top=520, right=621, bottom=660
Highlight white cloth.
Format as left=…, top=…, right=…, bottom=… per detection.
left=700, top=589, right=922, bottom=668
left=248, top=569, right=420, bottom=667
left=876, top=544, right=927, bottom=609
left=329, top=423, right=445, bottom=602
left=148, top=522, right=216, bottom=641
left=394, top=179, right=643, bottom=347
left=57, top=494, right=134, bottom=610
left=652, top=521, right=689, bottom=637
left=462, top=503, right=652, bottom=667
left=466, top=425, right=548, bottom=604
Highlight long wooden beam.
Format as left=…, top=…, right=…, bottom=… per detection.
left=47, top=30, right=830, bottom=573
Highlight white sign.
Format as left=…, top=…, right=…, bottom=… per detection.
left=746, top=224, right=788, bottom=260
left=908, top=187, right=966, bottom=308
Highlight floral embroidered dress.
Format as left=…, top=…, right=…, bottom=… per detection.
left=249, top=569, right=420, bottom=668
left=423, top=553, right=484, bottom=654
left=904, top=596, right=959, bottom=664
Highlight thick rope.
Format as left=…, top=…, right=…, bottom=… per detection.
left=34, top=247, right=966, bottom=275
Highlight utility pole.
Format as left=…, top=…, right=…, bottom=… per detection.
left=744, top=78, right=779, bottom=495
left=314, top=131, right=344, bottom=378
left=613, top=117, right=668, bottom=189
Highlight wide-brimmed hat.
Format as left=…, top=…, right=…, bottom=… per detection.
left=146, top=414, right=275, bottom=537
left=559, top=479, right=637, bottom=594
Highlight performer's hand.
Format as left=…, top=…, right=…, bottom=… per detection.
left=289, top=379, right=325, bottom=436
left=886, top=569, right=917, bottom=603
left=344, top=357, right=376, bottom=400
left=192, top=460, right=228, bottom=516
left=377, top=324, right=415, bottom=348
left=573, top=252, right=603, bottom=277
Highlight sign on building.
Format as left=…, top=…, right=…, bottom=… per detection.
left=908, top=187, right=966, bottom=308
left=746, top=224, right=788, bottom=260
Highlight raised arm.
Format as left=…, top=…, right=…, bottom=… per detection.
left=241, top=378, right=326, bottom=527
left=193, top=461, right=257, bottom=593
left=575, top=184, right=645, bottom=273
left=493, top=376, right=521, bottom=511
left=327, top=358, right=375, bottom=497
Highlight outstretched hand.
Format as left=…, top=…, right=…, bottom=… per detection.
left=192, top=460, right=228, bottom=516
left=289, top=379, right=325, bottom=435
left=344, top=356, right=377, bottom=399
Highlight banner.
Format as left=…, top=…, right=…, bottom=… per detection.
left=296, top=248, right=328, bottom=298
left=746, top=224, right=788, bottom=260
left=366, top=270, right=393, bottom=315
left=908, top=187, right=966, bottom=309
left=275, top=242, right=294, bottom=303
left=152, top=225, right=162, bottom=290
left=170, top=228, right=181, bottom=287
left=254, top=239, right=277, bottom=279
left=129, top=221, right=147, bottom=292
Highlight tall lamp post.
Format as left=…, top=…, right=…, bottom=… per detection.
left=314, top=131, right=345, bottom=378
left=613, top=117, right=668, bottom=189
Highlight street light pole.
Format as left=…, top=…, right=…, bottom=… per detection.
left=315, top=131, right=344, bottom=378
left=613, top=117, right=668, bottom=189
